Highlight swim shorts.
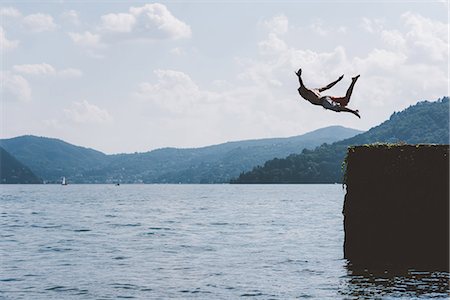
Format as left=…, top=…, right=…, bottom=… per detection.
left=320, top=96, right=340, bottom=112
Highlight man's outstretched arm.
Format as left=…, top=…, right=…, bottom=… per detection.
left=295, top=68, right=304, bottom=87
left=318, top=75, right=344, bottom=92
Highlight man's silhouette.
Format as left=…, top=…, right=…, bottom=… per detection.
left=296, top=68, right=361, bottom=118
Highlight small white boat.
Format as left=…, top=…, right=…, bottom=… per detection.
left=61, top=177, right=68, bottom=185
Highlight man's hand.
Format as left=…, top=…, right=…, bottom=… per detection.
left=295, top=68, right=302, bottom=77
left=338, top=74, right=344, bottom=81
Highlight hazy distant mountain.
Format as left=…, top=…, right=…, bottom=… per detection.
left=0, top=147, right=42, bottom=184
left=0, top=135, right=108, bottom=183
left=232, top=97, right=449, bottom=184
left=98, top=126, right=362, bottom=183
left=0, top=126, right=362, bottom=183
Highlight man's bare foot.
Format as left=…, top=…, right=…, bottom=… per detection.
left=352, top=75, right=360, bottom=81
left=354, top=109, right=361, bottom=118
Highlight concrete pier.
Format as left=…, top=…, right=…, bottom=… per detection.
left=343, top=144, right=449, bottom=270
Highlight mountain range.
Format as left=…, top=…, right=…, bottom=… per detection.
left=232, top=97, right=449, bottom=183
left=0, top=126, right=361, bottom=183
left=0, top=147, right=42, bottom=184
left=3, top=97, right=447, bottom=184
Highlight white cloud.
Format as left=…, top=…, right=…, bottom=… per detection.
left=381, top=29, right=407, bottom=50
left=309, top=20, right=347, bottom=36
left=69, top=3, right=191, bottom=49
left=231, top=12, right=448, bottom=134
left=100, top=13, right=136, bottom=33
left=239, top=39, right=348, bottom=89
left=13, top=63, right=56, bottom=75
left=0, top=6, right=22, bottom=18
left=0, top=26, right=19, bottom=51
left=12, top=63, right=82, bottom=78
left=170, top=47, right=186, bottom=56
left=2, top=7, right=447, bottom=153
left=310, top=20, right=328, bottom=36
left=237, top=57, right=284, bottom=87
left=402, top=11, right=448, bottom=61
left=361, top=17, right=385, bottom=33
left=58, top=68, right=83, bottom=78
left=0, top=71, right=31, bottom=102
left=144, top=69, right=198, bottom=91
left=23, top=13, right=57, bottom=32
left=258, top=33, right=288, bottom=55
left=69, top=31, right=102, bottom=47
left=263, top=14, right=288, bottom=35
left=64, top=100, right=113, bottom=124
left=135, top=69, right=203, bottom=114
left=60, top=10, right=80, bottom=26
left=354, top=48, right=407, bottom=72
left=133, top=69, right=287, bottom=146
left=129, top=3, right=191, bottom=39
left=337, top=26, right=347, bottom=34
left=42, top=119, right=60, bottom=129
left=361, top=13, right=448, bottom=63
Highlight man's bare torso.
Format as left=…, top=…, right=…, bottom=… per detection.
left=298, top=85, right=322, bottom=105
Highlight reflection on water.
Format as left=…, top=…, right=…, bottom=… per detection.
left=340, top=262, right=450, bottom=299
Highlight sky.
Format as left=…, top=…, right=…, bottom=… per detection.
left=1, top=1, right=448, bottom=154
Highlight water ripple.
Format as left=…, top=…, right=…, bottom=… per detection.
left=0, top=185, right=448, bottom=299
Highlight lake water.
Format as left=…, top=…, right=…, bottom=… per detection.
left=0, top=185, right=448, bottom=299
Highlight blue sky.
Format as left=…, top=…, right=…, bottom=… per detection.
left=1, top=1, right=448, bottom=153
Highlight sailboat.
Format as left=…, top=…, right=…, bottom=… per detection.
left=61, top=177, right=68, bottom=185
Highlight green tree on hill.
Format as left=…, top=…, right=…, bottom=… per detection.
left=0, top=147, right=42, bottom=184
left=231, top=97, right=449, bottom=184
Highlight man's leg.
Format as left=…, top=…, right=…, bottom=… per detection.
left=337, top=106, right=361, bottom=118
left=345, top=75, right=360, bottom=100
left=330, top=75, right=360, bottom=107
left=322, top=97, right=360, bottom=118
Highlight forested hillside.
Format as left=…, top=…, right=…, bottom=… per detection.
left=231, top=97, right=449, bottom=184
left=0, top=147, right=42, bottom=184
left=0, top=126, right=360, bottom=183
left=0, top=136, right=108, bottom=183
